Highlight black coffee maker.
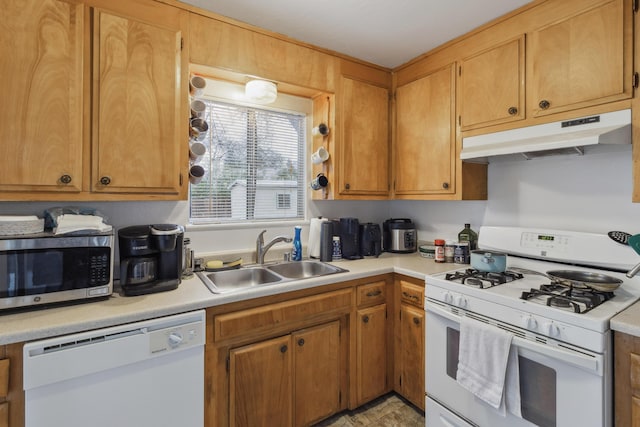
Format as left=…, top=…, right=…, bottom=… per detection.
left=118, top=224, right=184, bottom=296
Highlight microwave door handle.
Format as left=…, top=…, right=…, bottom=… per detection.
left=425, top=300, right=601, bottom=375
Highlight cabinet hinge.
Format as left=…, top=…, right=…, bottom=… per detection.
left=458, top=65, right=462, bottom=76
left=181, top=37, right=184, bottom=51
left=633, top=72, right=639, bottom=89
left=458, top=115, right=462, bottom=126
left=226, top=357, right=230, bottom=373
left=179, top=173, right=183, bottom=186
left=339, top=391, right=342, bottom=405
left=634, top=0, right=638, bottom=13
left=399, top=375, right=402, bottom=386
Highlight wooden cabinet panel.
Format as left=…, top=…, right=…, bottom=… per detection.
left=395, top=64, right=456, bottom=196
left=92, top=5, right=187, bottom=195
left=356, top=281, right=386, bottom=307
left=338, top=76, right=389, bottom=197
left=0, top=359, right=8, bottom=399
left=399, top=280, right=424, bottom=308
left=399, top=304, right=425, bottom=410
left=633, top=396, right=640, bottom=427
left=528, top=0, right=630, bottom=117
left=0, top=402, right=7, bottom=427
left=0, top=0, right=84, bottom=193
left=293, top=322, right=341, bottom=426
left=460, top=36, right=525, bottom=130
left=355, top=304, right=387, bottom=406
left=214, top=289, right=352, bottom=342
left=229, top=335, right=293, bottom=427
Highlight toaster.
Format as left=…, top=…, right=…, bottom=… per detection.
left=383, top=218, right=417, bottom=253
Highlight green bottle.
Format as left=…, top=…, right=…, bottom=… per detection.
left=458, top=224, right=478, bottom=250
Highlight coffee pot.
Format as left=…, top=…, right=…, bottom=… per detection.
left=118, top=224, right=184, bottom=296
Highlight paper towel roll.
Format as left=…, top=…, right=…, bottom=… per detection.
left=308, top=217, right=328, bottom=259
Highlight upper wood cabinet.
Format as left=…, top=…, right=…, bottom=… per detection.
left=459, top=36, right=525, bottom=130
left=395, top=64, right=457, bottom=197
left=90, top=2, right=188, bottom=196
left=0, top=0, right=85, bottom=194
left=0, top=0, right=188, bottom=201
left=528, top=0, right=631, bottom=117
left=337, top=76, right=390, bottom=198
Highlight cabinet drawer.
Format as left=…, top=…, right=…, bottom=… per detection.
left=0, top=402, right=6, bottom=427
left=356, top=281, right=386, bottom=306
left=215, top=289, right=352, bottom=341
left=631, top=352, right=640, bottom=395
left=0, top=359, right=8, bottom=399
left=400, top=280, right=424, bottom=308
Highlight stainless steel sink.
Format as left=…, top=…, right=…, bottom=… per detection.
left=197, top=267, right=283, bottom=293
left=197, top=261, right=347, bottom=294
left=265, top=260, right=346, bottom=279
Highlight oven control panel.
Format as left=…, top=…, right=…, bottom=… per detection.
left=520, top=231, right=569, bottom=253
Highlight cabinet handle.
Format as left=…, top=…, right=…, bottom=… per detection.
left=345, top=183, right=350, bottom=190
left=362, top=315, right=370, bottom=324
left=508, top=106, right=518, bottom=115
left=413, top=317, right=420, bottom=325
left=297, top=338, right=305, bottom=347
left=402, top=291, right=419, bottom=302
left=442, top=182, right=449, bottom=189
left=280, top=345, right=288, bottom=353
left=366, top=290, right=382, bottom=297
left=100, top=176, right=112, bottom=186
left=60, top=174, right=72, bottom=184
left=538, top=100, right=550, bottom=110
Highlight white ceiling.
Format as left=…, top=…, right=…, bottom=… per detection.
left=181, top=0, right=533, bottom=68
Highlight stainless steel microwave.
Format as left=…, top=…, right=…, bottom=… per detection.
left=0, top=232, right=114, bottom=311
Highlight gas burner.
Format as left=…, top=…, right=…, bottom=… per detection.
left=521, top=283, right=614, bottom=314
left=445, top=269, right=524, bottom=289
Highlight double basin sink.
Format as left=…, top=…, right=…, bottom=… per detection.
left=197, top=260, right=348, bottom=294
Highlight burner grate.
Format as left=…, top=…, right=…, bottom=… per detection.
left=521, top=283, right=614, bottom=314
left=445, top=269, right=524, bottom=289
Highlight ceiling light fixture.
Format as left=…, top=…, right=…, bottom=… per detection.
left=245, top=79, right=278, bottom=104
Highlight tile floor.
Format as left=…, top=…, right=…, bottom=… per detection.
left=314, top=393, right=425, bottom=427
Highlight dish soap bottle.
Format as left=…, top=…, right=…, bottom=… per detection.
left=458, top=224, right=478, bottom=250
left=292, top=226, right=302, bottom=261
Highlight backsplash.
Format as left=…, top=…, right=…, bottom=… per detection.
left=1, top=146, right=638, bottom=256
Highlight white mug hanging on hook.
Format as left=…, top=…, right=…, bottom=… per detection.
left=189, top=141, right=206, bottom=162
left=311, top=146, right=330, bottom=164
left=312, top=123, right=330, bottom=137
left=310, top=173, right=328, bottom=190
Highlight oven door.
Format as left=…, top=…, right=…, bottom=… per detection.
left=425, top=301, right=610, bottom=427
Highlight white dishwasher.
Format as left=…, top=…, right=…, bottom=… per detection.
left=23, top=310, right=205, bottom=427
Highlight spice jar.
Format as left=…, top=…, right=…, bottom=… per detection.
left=445, top=240, right=455, bottom=263
left=434, top=239, right=446, bottom=263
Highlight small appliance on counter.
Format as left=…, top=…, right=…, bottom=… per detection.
left=383, top=218, right=417, bottom=253
left=339, top=217, right=362, bottom=260
left=118, top=224, right=184, bottom=296
left=360, top=223, right=382, bottom=257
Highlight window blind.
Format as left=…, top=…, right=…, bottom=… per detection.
left=190, top=100, right=306, bottom=223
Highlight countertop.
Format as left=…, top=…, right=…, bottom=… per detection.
left=0, top=253, right=456, bottom=345
left=611, top=301, right=640, bottom=337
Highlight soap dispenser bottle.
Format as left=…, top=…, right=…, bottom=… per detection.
left=292, top=226, right=302, bottom=261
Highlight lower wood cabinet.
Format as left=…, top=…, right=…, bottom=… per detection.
left=0, top=343, right=23, bottom=427
left=229, top=321, right=342, bottom=427
left=614, top=331, right=640, bottom=427
left=355, top=303, right=388, bottom=406
left=395, top=276, right=426, bottom=410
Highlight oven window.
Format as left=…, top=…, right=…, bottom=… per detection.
left=445, top=327, right=557, bottom=427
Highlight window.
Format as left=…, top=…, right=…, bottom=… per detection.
left=189, top=90, right=307, bottom=224
left=276, top=193, right=291, bottom=209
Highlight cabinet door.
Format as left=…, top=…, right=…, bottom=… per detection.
left=92, top=3, right=187, bottom=196
left=0, top=0, right=84, bottom=193
left=293, top=321, right=341, bottom=427
left=229, top=335, right=293, bottom=427
left=356, top=304, right=387, bottom=406
left=460, top=36, right=525, bottom=130
left=339, top=76, right=389, bottom=197
left=395, top=64, right=456, bottom=196
left=529, top=0, right=630, bottom=117
left=399, top=304, right=425, bottom=410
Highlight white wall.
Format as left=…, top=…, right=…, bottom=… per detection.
left=1, top=146, right=638, bottom=257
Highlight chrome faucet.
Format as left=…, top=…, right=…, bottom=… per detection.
left=256, top=230, right=292, bottom=264
left=627, top=261, right=640, bottom=278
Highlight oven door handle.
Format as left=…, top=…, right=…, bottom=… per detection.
left=425, top=301, right=602, bottom=375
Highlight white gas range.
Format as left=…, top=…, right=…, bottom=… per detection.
left=424, top=226, right=640, bottom=427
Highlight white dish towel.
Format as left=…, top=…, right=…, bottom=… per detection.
left=456, top=316, right=522, bottom=417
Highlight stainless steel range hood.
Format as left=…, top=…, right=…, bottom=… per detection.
left=461, top=109, right=631, bottom=161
